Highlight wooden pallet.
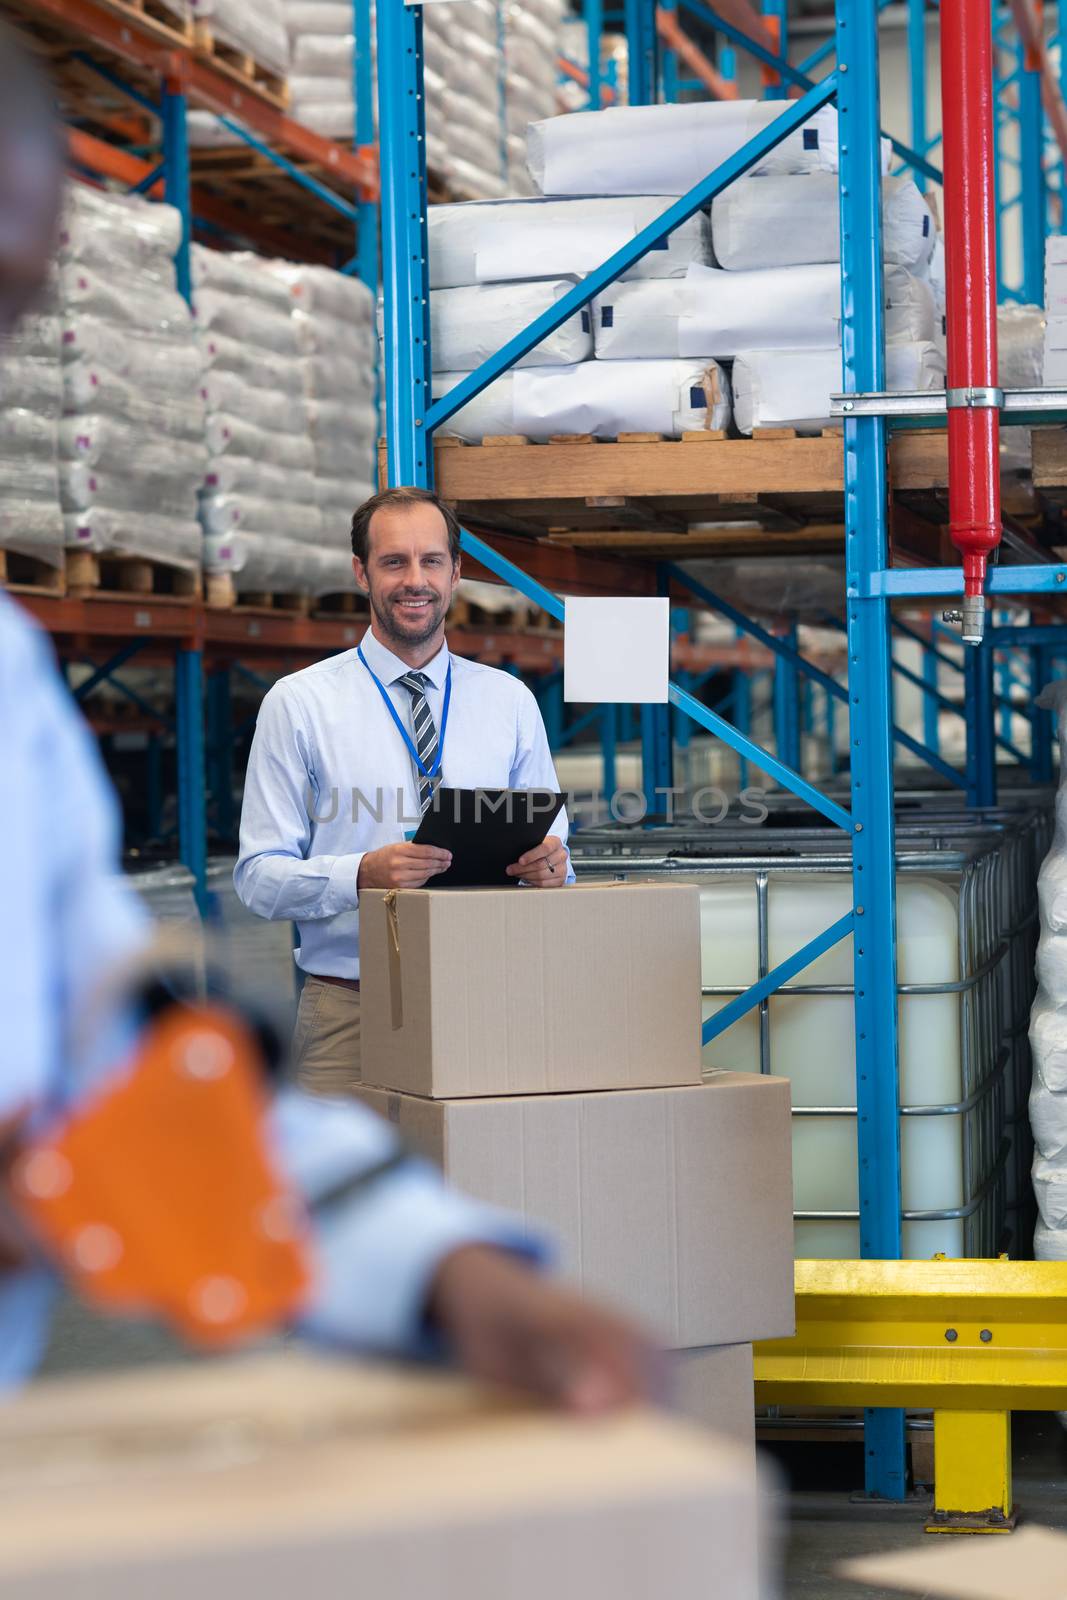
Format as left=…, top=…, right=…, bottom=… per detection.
left=0, top=549, right=65, bottom=598
left=128, top=0, right=193, bottom=39
left=415, top=428, right=1034, bottom=546
left=231, top=590, right=314, bottom=616
left=193, top=24, right=289, bottom=108
left=65, top=552, right=202, bottom=602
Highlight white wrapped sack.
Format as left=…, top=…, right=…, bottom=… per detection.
left=732, top=341, right=945, bottom=435
left=63, top=360, right=205, bottom=441
left=316, top=474, right=375, bottom=513
left=0, top=496, right=64, bottom=561
left=3, top=457, right=59, bottom=501
left=270, top=262, right=374, bottom=324
left=291, top=33, right=354, bottom=73
left=204, top=456, right=316, bottom=503
left=283, top=1, right=353, bottom=33
left=60, top=265, right=191, bottom=337
left=65, top=507, right=202, bottom=567
left=527, top=101, right=887, bottom=197
left=204, top=531, right=356, bottom=595
left=201, top=370, right=308, bottom=434
left=61, top=461, right=199, bottom=520
left=429, top=280, right=591, bottom=371
left=293, top=309, right=375, bottom=364
left=60, top=415, right=205, bottom=474
left=200, top=331, right=306, bottom=395
left=205, top=412, right=315, bottom=470
left=187, top=0, right=289, bottom=74
left=191, top=246, right=294, bottom=312
left=62, top=317, right=204, bottom=395
left=710, top=173, right=936, bottom=273
left=0, top=356, right=61, bottom=415
left=59, top=187, right=182, bottom=277
left=998, top=304, right=1044, bottom=387
left=0, top=407, right=57, bottom=461
left=433, top=357, right=731, bottom=443
left=200, top=492, right=324, bottom=545
left=594, top=262, right=936, bottom=359
left=306, top=396, right=378, bottom=445
left=193, top=288, right=300, bottom=357
left=428, top=196, right=713, bottom=289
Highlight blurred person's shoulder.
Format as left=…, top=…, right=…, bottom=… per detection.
left=0, top=591, right=54, bottom=693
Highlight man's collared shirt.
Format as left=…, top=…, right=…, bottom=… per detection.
left=234, top=628, right=573, bottom=979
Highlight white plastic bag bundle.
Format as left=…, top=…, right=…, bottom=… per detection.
left=200, top=330, right=307, bottom=395
left=710, top=173, right=936, bottom=273
left=0, top=356, right=61, bottom=415
left=428, top=196, right=713, bottom=290
left=0, top=407, right=57, bottom=461
left=60, top=264, right=192, bottom=337
left=61, top=461, right=199, bottom=521
left=205, top=412, right=315, bottom=470
left=527, top=101, right=887, bottom=198
left=62, top=316, right=204, bottom=395
left=194, top=288, right=300, bottom=357
left=732, top=341, right=945, bottom=435
left=270, top=262, right=374, bottom=325
left=433, top=357, right=731, bottom=443
left=3, top=457, right=60, bottom=501
left=187, top=0, right=289, bottom=74
left=316, top=473, right=375, bottom=513
left=306, top=396, right=379, bottom=444
left=191, top=245, right=294, bottom=311
left=59, top=187, right=182, bottom=281
left=200, top=493, right=324, bottom=545
left=291, top=33, right=353, bottom=73
left=1030, top=679, right=1067, bottom=1273
left=63, top=359, right=205, bottom=440
left=284, top=1, right=354, bottom=34
left=204, top=530, right=359, bottom=595
left=65, top=506, right=202, bottom=567
left=293, top=309, right=375, bottom=364
left=429, top=280, right=591, bottom=372
left=998, top=304, right=1045, bottom=387
left=204, top=456, right=316, bottom=503
left=0, top=496, right=64, bottom=559
left=201, top=370, right=308, bottom=434
left=311, top=430, right=379, bottom=479
left=59, top=415, right=204, bottom=474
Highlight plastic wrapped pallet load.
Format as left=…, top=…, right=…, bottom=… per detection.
left=732, top=341, right=945, bottom=435
left=710, top=172, right=936, bottom=272
left=430, top=280, right=592, bottom=370
left=0, top=309, right=63, bottom=570
left=527, top=100, right=890, bottom=197
left=592, top=262, right=937, bottom=360
left=1029, top=682, right=1067, bottom=1270
left=186, top=0, right=289, bottom=75
left=428, top=195, right=714, bottom=289
left=433, top=358, right=731, bottom=443
left=58, top=190, right=205, bottom=573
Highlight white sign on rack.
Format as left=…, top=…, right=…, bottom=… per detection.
left=563, top=597, right=670, bottom=705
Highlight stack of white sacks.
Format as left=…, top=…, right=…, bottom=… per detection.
left=503, top=0, right=565, bottom=195
left=424, top=0, right=507, bottom=198
left=283, top=0, right=370, bottom=140
left=269, top=262, right=377, bottom=558
left=187, top=0, right=289, bottom=81
left=194, top=245, right=352, bottom=598
left=1043, top=237, right=1067, bottom=383
left=1029, top=681, right=1067, bottom=1427
left=429, top=99, right=945, bottom=441
left=57, top=188, right=204, bottom=574
left=0, top=299, right=63, bottom=573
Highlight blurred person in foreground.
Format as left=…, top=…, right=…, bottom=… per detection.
left=0, top=22, right=655, bottom=1408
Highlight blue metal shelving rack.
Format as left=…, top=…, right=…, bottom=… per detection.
left=376, top=0, right=1067, bottom=1499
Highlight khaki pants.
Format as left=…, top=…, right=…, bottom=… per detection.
left=292, top=975, right=362, bottom=1097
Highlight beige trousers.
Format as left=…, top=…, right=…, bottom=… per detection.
left=292, top=975, right=362, bottom=1097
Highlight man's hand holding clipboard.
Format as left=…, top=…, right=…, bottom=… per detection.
left=414, top=788, right=569, bottom=889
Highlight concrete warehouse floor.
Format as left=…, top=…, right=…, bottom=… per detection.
left=775, top=1416, right=1067, bottom=1598
left=37, top=1299, right=1067, bottom=1598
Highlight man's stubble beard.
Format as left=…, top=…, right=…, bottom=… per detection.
left=370, top=587, right=450, bottom=651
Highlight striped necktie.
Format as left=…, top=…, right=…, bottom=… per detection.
left=397, top=670, right=439, bottom=812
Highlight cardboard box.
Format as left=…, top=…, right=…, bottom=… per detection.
left=359, top=882, right=703, bottom=1098
left=358, top=1072, right=796, bottom=1347
left=0, top=1353, right=766, bottom=1600
left=842, top=1525, right=1067, bottom=1599
left=671, top=1343, right=756, bottom=1456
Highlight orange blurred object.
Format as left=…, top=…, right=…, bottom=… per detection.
left=9, top=1005, right=312, bottom=1348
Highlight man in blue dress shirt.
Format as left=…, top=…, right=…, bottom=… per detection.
left=0, top=18, right=653, bottom=1410
left=236, top=487, right=574, bottom=1094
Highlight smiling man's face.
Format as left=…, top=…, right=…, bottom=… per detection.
left=354, top=501, right=461, bottom=654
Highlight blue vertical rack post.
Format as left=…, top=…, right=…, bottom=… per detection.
left=1018, top=29, right=1046, bottom=305
left=585, top=0, right=604, bottom=109
left=836, top=1, right=907, bottom=1498
left=625, top=0, right=658, bottom=104
left=354, top=0, right=379, bottom=292
left=761, top=0, right=786, bottom=100
left=162, top=67, right=207, bottom=913
left=907, top=0, right=928, bottom=188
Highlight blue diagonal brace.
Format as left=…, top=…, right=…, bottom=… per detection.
left=460, top=526, right=852, bottom=830
left=214, top=115, right=359, bottom=221
left=703, top=912, right=855, bottom=1043
left=427, top=75, right=837, bottom=430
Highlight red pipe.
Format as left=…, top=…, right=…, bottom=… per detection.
left=939, top=0, right=1002, bottom=643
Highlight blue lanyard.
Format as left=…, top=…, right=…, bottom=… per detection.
left=358, top=645, right=452, bottom=782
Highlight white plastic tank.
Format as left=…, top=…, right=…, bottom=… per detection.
left=691, top=871, right=966, bottom=1258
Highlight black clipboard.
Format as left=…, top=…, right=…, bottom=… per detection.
left=412, top=787, right=566, bottom=887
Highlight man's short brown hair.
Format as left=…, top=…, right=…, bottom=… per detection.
left=350, top=486, right=462, bottom=566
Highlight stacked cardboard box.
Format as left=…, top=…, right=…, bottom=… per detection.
left=357, top=881, right=796, bottom=1453
left=0, top=1353, right=770, bottom=1598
